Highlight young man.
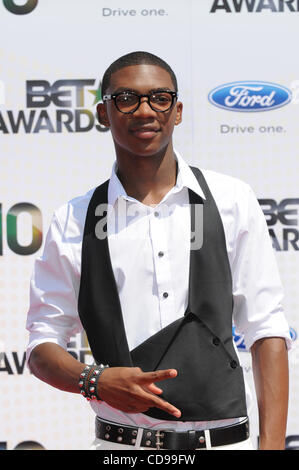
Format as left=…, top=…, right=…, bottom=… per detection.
left=26, top=51, right=291, bottom=450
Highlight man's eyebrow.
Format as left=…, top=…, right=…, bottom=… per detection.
left=149, top=87, right=174, bottom=93
left=110, top=87, right=174, bottom=95
left=111, top=87, right=136, bottom=94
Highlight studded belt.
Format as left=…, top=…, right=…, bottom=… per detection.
left=95, top=416, right=250, bottom=450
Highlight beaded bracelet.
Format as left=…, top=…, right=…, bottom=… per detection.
left=87, top=364, right=109, bottom=400
left=78, top=364, right=109, bottom=401
left=78, top=364, right=96, bottom=400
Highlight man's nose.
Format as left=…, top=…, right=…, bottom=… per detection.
left=135, top=97, right=156, bottom=116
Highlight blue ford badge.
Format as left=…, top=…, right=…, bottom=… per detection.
left=208, top=81, right=292, bottom=112
left=290, top=327, right=297, bottom=342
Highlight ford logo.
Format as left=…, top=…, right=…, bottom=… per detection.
left=208, top=81, right=292, bottom=112
left=290, top=327, right=297, bottom=342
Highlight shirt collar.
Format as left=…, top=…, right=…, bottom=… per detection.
left=173, top=151, right=206, bottom=200
left=108, top=150, right=206, bottom=206
left=108, top=162, right=128, bottom=207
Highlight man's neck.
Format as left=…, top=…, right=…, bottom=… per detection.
left=115, top=144, right=177, bottom=206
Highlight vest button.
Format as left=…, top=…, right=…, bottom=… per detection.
left=213, top=337, right=220, bottom=346
left=230, top=360, right=238, bottom=369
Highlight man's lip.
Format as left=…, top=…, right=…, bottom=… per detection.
left=129, top=126, right=160, bottom=133
left=129, top=126, right=161, bottom=139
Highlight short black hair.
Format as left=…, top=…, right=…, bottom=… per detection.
left=101, top=51, right=178, bottom=97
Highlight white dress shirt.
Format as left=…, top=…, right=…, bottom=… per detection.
left=26, top=152, right=291, bottom=432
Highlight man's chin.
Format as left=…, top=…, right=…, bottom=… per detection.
left=129, top=146, right=168, bottom=159
left=114, top=137, right=171, bottom=159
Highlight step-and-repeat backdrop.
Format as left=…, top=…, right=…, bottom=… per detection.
left=0, top=0, right=299, bottom=450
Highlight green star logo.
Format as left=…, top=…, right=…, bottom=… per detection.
left=88, top=81, right=102, bottom=105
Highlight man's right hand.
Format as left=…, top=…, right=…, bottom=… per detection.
left=98, top=366, right=181, bottom=418
left=28, top=344, right=181, bottom=419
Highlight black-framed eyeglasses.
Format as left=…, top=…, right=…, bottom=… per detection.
left=102, top=90, right=178, bottom=114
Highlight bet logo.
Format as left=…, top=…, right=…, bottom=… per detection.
left=3, top=0, right=38, bottom=15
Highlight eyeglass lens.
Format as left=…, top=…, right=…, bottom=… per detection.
left=115, top=92, right=174, bottom=113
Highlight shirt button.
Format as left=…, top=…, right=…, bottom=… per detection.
left=163, top=292, right=169, bottom=298
left=154, top=211, right=159, bottom=217
left=158, top=251, right=164, bottom=257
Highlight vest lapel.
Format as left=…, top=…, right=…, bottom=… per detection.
left=78, top=181, right=132, bottom=367
left=187, top=169, right=234, bottom=344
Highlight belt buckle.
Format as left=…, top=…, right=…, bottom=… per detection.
left=155, top=430, right=164, bottom=450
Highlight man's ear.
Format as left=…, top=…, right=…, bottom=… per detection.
left=174, top=101, right=183, bottom=126
left=96, top=103, right=110, bottom=127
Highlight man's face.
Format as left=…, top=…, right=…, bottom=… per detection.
left=97, top=64, right=182, bottom=158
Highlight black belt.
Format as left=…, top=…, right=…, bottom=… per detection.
left=95, top=416, right=250, bottom=450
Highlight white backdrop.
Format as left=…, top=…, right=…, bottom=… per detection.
left=0, top=0, right=298, bottom=450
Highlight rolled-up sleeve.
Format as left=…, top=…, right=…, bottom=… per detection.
left=232, top=185, right=292, bottom=351
left=26, top=212, right=83, bottom=363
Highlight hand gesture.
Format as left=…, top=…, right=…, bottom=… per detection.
left=97, top=367, right=181, bottom=418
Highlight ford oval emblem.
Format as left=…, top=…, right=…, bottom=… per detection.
left=208, top=81, right=292, bottom=112
left=290, top=327, right=297, bottom=342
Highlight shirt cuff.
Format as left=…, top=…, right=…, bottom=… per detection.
left=26, top=336, right=68, bottom=367
left=244, top=326, right=292, bottom=352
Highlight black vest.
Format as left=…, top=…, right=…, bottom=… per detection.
left=78, top=167, right=247, bottom=421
